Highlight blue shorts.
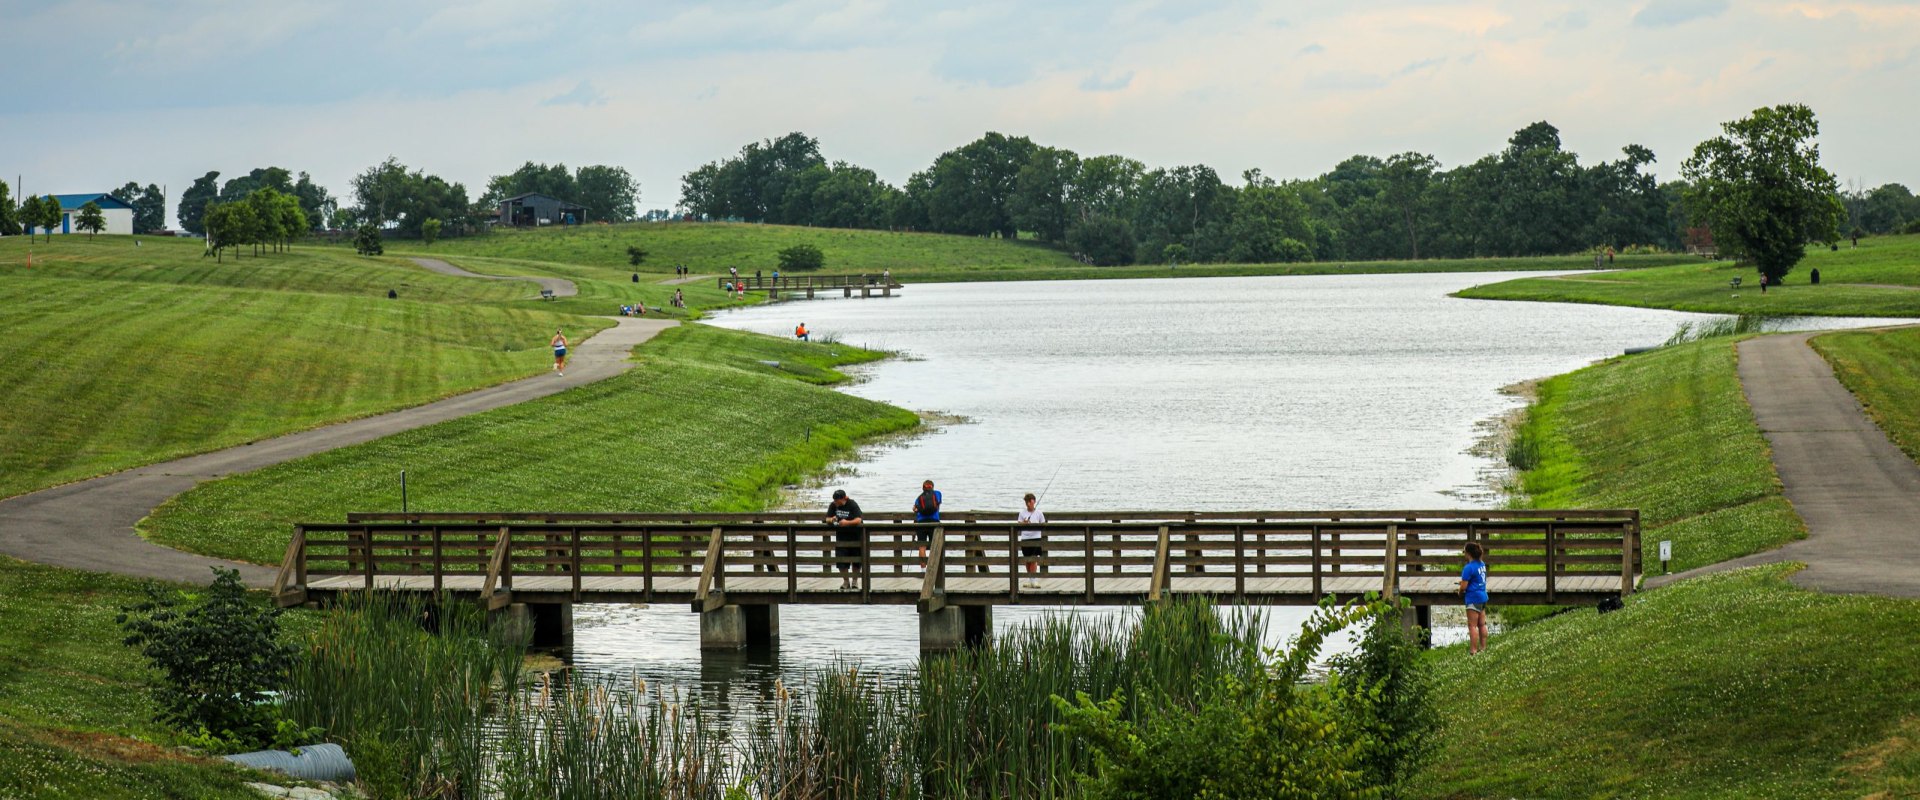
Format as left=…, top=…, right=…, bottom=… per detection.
left=554, top=348, right=567, bottom=357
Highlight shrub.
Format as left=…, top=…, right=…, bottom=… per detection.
left=421, top=217, right=441, bottom=246
left=1329, top=600, right=1441, bottom=797
left=1904, top=219, right=1920, bottom=235
left=778, top=244, right=825, bottom=272
left=627, top=245, right=648, bottom=265
left=116, top=568, right=297, bottom=750
left=1067, top=215, right=1137, bottom=266
left=1276, top=236, right=1315, bottom=263
left=353, top=223, right=384, bottom=256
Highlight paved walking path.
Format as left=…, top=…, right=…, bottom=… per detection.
left=0, top=316, right=675, bottom=587
left=1646, top=331, right=1920, bottom=597
left=661, top=274, right=713, bottom=286
left=411, top=257, right=578, bottom=297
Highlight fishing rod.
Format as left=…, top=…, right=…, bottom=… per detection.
left=1036, top=465, right=1063, bottom=505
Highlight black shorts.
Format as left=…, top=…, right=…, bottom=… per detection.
left=835, top=529, right=863, bottom=562
left=915, top=524, right=936, bottom=543
left=1021, top=542, right=1043, bottom=558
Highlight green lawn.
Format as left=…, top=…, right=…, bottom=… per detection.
left=142, top=323, right=918, bottom=565
left=0, top=558, right=276, bottom=799
left=398, top=221, right=1698, bottom=284
left=0, top=237, right=611, bottom=499
left=1811, top=326, right=1920, bottom=465
left=1457, top=234, right=1920, bottom=317
left=1510, top=338, right=1801, bottom=573
left=411, top=252, right=750, bottom=319
left=1415, top=564, right=1920, bottom=799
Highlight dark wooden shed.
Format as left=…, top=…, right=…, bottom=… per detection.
left=499, top=193, right=588, bottom=227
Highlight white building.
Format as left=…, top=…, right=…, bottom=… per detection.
left=31, top=193, right=135, bottom=236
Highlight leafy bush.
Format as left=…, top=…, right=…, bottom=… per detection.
left=1055, top=598, right=1387, bottom=799
left=1329, top=601, right=1440, bottom=797
left=1276, top=236, right=1315, bottom=263
left=421, top=217, right=442, bottom=246
left=777, top=243, right=825, bottom=272
left=1904, top=219, right=1920, bottom=235
left=116, top=568, right=297, bottom=750
left=353, top=223, right=384, bottom=256
left=1067, top=215, right=1137, bottom=266
left=627, top=245, right=648, bottom=265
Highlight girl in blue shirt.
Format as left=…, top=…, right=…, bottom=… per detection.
left=1458, top=542, right=1490, bottom=654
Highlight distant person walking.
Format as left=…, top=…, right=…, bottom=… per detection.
left=1760, top=273, right=1769, bottom=294
left=1459, top=542, right=1490, bottom=654
left=550, top=328, right=569, bottom=376
left=795, top=322, right=809, bottom=341
left=825, top=490, right=866, bottom=589
left=912, top=480, right=942, bottom=563
left=1605, top=246, right=1615, bottom=265
left=1018, top=493, right=1046, bottom=588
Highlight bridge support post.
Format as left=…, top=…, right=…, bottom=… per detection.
left=920, top=605, right=990, bottom=651
left=1400, top=604, right=1432, bottom=649
left=701, top=604, right=779, bottom=649
left=496, top=602, right=573, bottom=651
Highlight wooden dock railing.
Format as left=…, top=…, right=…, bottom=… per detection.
left=278, top=510, right=1640, bottom=609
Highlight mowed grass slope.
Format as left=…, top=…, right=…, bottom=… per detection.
left=1511, top=338, right=1801, bottom=572
left=1416, top=565, right=1920, bottom=799
left=0, top=557, right=275, bottom=799
left=144, top=323, right=919, bottom=565
left=1812, top=326, right=1920, bottom=465
left=1457, top=233, right=1920, bottom=317
left=0, top=237, right=607, bottom=498
left=1415, top=335, right=1920, bottom=798
left=414, top=253, right=751, bottom=319
left=404, top=221, right=1699, bottom=283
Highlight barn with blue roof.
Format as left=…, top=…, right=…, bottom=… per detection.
left=30, top=193, right=135, bottom=236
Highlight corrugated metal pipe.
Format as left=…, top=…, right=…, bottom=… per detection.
left=223, top=743, right=356, bottom=782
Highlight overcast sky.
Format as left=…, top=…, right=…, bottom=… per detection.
left=4, top=0, right=1916, bottom=228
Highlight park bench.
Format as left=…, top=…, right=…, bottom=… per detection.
left=539, top=289, right=556, bottom=301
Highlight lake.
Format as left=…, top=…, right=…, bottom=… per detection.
left=570, top=271, right=1901, bottom=709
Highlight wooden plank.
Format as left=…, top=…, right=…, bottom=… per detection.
left=1382, top=525, right=1399, bottom=599
left=1311, top=525, right=1322, bottom=600
left=481, top=526, right=512, bottom=598
left=1149, top=526, right=1170, bottom=602
left=271, top=525, right=305, bottom=599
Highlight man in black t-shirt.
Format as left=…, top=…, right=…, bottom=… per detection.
left=824, top=489, right=865, bottom=589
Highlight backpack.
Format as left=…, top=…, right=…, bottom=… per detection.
left=915, top=490, right=941, bottom=516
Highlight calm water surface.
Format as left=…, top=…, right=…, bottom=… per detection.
left=573, top=272, right=1902, bottom=710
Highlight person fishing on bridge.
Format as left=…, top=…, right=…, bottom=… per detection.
left=825, top=489, right=866, bottom=589
left=1018, top=492, right=1046, bottom=588
left=1459, top=542, right=1490, bottom=655
left=912, top=479, right=942, bottom=564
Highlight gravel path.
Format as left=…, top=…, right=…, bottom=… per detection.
left=1645, top=332, right=1920, bottom=597
left=0, top=316, right=675, bottom=587
left=411, top=256, right=579, bottom=297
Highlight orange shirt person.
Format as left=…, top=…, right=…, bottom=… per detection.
left=795, top=323, right=810, bottom=341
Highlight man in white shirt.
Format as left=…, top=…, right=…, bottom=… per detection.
left=1017, top=492, right=1045, bottom=588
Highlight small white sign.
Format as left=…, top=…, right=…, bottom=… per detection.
left=1659, top=540, right=1672, bottom=562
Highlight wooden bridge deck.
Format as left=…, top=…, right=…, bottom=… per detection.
left=278, top=509, right=1640, bottom=611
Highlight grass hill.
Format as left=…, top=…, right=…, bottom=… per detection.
left=0, top=236, right=615, bottom=499
left=401, top=221, right=1701, bottom=283
left=1457, top=233, right=1920, bottom=317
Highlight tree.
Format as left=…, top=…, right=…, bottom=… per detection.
left=1011, top=146, right=1080, bottom=243
left=117, top=182, right=167, bottom=233
left=11, top=192, right=36, bottom=238
left=6, top=190, right=30, bottom=238
left=1066, top=215, right=1136, bottom=266
left=351, top=158, right=472, bottom=237
left=76, top=201, right=106, bottom=239
left=573, top=165, right=640, bottom=222
left=35, top=195, right=62, bottom=242
left=353, top=223, right=383, bottom=256
left=1227, top=173, right=1315, bottom=263
left=777, top=243, right=824, bottom=272
left=116, top=568, right=297, bottom=749
left=1861, top=183, right=1916, bottom=234
left=290, top=172, right=334, bottom=232
left=177, top=171, right=220, bottom=235
left=203, top=201, right=259, bottom=262
left=1382, top=152, right=1437, bottom=259
left=1683, top=104, right=1846, bottom=282
left=421, top=217, right=441, bottom=245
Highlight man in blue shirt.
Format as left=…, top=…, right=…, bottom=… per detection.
left=912, top=480, right=942, bottom=564
left=1458, top=542, right=1490, bottom=654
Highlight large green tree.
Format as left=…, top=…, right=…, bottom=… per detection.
left=115, top=182, right=166, bottom=233
left=913, top=132, right=1037, bottom=239
left=35, top=195, right=61, bottom=242
left=18, top=195, right=43, bottom=240
left=0, top=180, right=19, bottom=236
left=177, top=171, right=220, bottom=235
left=1683, top=104, right=1846, bottom=282
left=572, top=165, right=639, bottom=222
left=352, top=158, right=471, bottom=237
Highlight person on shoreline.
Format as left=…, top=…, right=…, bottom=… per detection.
left=795, top=322, right=809, bottom=341
left=1018, top=492, right=1046, bottom=588
left=912, top=479, right=942, bottom=564
left=825, top=489, right=865, bottom=589
left=1459, top=542, right=1490, bottom=654
left=550, top=328, right=569, bottom=376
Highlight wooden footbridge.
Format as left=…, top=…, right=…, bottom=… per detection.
left=717, top=274, right=903, bottom=299
left=274, top=509, right=1639, bottom=650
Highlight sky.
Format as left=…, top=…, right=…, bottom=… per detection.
left=4, top=0, right=1918, bottom=228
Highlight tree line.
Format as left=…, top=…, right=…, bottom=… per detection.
left=678, top=107, right=1878, bottom=272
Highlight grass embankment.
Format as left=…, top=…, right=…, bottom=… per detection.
left=0, top=557, right=274, bottom=799
left=1415, top=336, right=1920, bottom=797
left=0, top=236, right=607, bottom=499
left=1813, top=326, right=1920, bottom=466
left=404, top=221, right=1697, bottom=284
left=1457, top=233, right=1920, bottom=317
left=144, top=323, right=917, bottom=565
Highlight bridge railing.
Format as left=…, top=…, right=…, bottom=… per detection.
left=279, top=511, right=1639, bottom=607
left=715, top=274, right=902, bottom=292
